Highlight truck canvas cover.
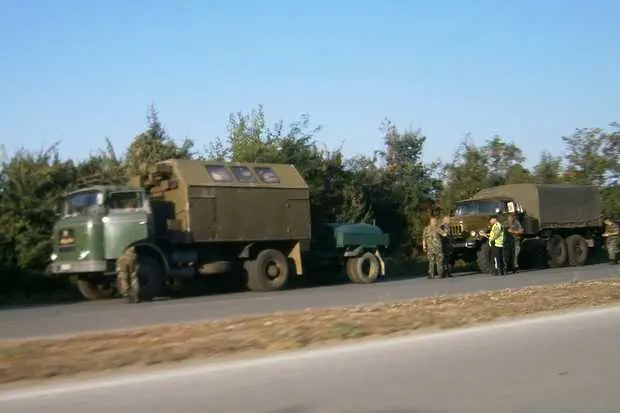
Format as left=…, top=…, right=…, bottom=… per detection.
left=472, top=183, right=602, bottom=229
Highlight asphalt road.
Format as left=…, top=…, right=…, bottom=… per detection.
left=2, top=305, right=620, bottom=412
left=1, top=263, right=618, bottom=340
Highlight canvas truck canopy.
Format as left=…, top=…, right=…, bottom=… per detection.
left=471, top=183, right=602, bottom=228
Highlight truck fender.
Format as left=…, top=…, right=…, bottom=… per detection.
left=131, top=241, right=170, bottom=273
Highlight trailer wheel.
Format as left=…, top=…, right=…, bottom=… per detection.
left=476, top=243, right=492, bottom=273
left=546, top=235, right=567, bottom=267
left=566, top=234, right=589, bottom=266
left=246, top=249, right=290, bottom=291
left=136, top=255, right=165, bottom=301
left=346, top=252, right=380, bottom=284
left=76, top=279, right=116, bottom=300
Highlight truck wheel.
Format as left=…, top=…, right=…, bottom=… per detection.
left=137, top=255, right=165, bottom=301
left=346, top=252, right=380, bottom=284
left=476, top=243, right=492, bottom=273
left=246, top=249, right=290, bottom=291
left=565, top=234, right=589, bottom=266
left=546, top=235, right=567, bottom=267
left=76, top=279, right=116, bottom=300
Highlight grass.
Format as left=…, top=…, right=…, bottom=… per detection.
left=1, top=278, right=620, bottom=385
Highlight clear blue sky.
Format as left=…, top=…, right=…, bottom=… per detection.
left=1, top=0, right=619, bottom=168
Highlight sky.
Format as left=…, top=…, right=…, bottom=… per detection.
left=1, top=0, right=619, bottom=169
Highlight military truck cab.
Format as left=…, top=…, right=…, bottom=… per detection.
left=48, top=160, right=390, bottom=301
left=48, top=186, right=152, bottom=299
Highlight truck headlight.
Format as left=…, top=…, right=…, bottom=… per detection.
left=470, top=230, right=477, bottom=238
left=78, top=250, right=90, bottom=260
left=50, top=253, right=58, bottom=261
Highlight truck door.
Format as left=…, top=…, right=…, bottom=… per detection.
left=103, top=190, right=150, bottom=259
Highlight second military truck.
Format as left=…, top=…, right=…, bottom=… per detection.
left=47, top=160, right=390, bottom=300
left=447, top=183, right=604, bottom=272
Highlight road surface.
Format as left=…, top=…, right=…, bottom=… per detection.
left=1, top=262, right=618, bottom=340
left=2, top=305, right=620, bottom=412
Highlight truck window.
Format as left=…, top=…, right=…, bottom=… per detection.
left=254, top=166, right=280, bottom=183
left=206, top=165, right=234, bottom=182
left=63, top=190, right=101, bottom=217
left=454, top=200, right=503, bottom=216
left=107, top=191, right=144, bottom=212
left=230, top=166, right=258, bottom=182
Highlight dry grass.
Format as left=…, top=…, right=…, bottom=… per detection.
left=2, top=278, right=620, bottom=384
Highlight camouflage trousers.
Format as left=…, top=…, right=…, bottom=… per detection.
left=607, top=236, right=618, bottom=263
left=427, top=251, right=444, bottom=278
left=117, top=250, right=140, bottom=301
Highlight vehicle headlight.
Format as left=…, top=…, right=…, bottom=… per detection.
left=78, top=250, right=90, bottom=260
left=50, top=253, right=58, bottom=261
left=470, top=230, right=477, bottom=238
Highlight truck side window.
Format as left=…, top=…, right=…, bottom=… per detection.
left=254, top=166, right=280, bottom=183
left=206, top=165, right=234, bottom=182
left=230, top=166, right=258, bottom=182
left=108, top=191, right=143, bottom=212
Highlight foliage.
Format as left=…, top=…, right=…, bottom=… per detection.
left=1, top=104, right=619, bottom=297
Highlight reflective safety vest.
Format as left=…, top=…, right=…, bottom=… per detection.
left=488, top=222, right=504, bottom=247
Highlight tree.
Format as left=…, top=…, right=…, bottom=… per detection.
left=124, top=105, right=196, bottom=178
left=531, top=151, right=564, bottom=184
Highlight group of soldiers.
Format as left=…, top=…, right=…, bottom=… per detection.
left=422, top=214, right=619, bottom=278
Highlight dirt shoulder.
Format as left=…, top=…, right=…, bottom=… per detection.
left=2, top=278, right=620, bottom=385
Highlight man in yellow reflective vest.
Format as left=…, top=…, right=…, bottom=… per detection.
left=488, top=215, right=506, bottom=275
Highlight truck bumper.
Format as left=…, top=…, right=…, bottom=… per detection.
left=48, top=260, right=107, bottom=275
left=452, top=240, right=480, bottom=249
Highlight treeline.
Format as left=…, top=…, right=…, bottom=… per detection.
left=0, top=105, right=618, bottom=297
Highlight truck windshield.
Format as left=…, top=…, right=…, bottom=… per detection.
left=454, top=200, right=503, bottom=216
left=106, top=191, right=144, bottom=212
left=63, top=190, right=101, bottom=217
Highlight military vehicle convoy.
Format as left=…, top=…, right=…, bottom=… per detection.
left=446, top=183, right=604, bottom=272
left=47, top=160, right=390, bottom=300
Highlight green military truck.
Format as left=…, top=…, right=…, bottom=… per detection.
left=446, top=183, right=604, bottom=272
left=47, top=160, right=390, bottom=300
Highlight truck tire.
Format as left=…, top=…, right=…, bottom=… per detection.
left=345, top=252, right=380, bottom=284
left=137, top=255, right=165, bottom=301
left=246, top=249, right=290, bottom=291
left=76, top=279, right=116, bottom=300
left=565, top=234, right=589, bottom=266
left=476, top=243, right=492, bottom=273
left=546, top=235, right=567, bottom=267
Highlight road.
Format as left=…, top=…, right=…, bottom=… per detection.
left=1, top=263, right=618, bottom=340
left=2, top=305, right=620, bottom=412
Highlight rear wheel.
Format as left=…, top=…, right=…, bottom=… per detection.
left=546, top=235, right=568, bottom=267
left=76, top=278, right=116, bottom=300
left=246, top=249, right=290, bottom=291
left=565, top=234, right=589, bottom=266
left=345, top=251, right=380, bottom=284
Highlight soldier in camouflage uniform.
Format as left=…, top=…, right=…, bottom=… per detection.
left=116, top=246, right=141, bottom=303
left=440, top=216, right=453, bottom=277
left=423, top=217, right=445, bottom=279
left=506, top=213, right=524, bottom=273
left=603, top=217, right=619, bottom=265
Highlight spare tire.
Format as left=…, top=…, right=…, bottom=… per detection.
left=346, top=252, right=381, bottom=284
left=546, top=234, right=567, bottom=267
left=565, top=234, right=589, bottom=266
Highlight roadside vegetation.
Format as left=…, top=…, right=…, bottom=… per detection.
left=1, top=278, right=620, bottom=384
left=1, top=105, right=618, bottom=303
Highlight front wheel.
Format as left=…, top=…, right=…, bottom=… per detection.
left=76, top=278, right=116, bottom=300
left=136, top=255, right=165, bottom=301
left=476, top=243, right=492, bottom=273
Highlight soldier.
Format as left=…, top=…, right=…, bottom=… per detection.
left=422, top=216, right=445, bottom=279
left=602, top=217, right=619, bottom=265
left=116, top=246, right=140, bottom=303
left=487, top=215, right=506, bottom=275
left=506, top=213, right=524, bottom=273
left=440, top=216, right=453, bottom=276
